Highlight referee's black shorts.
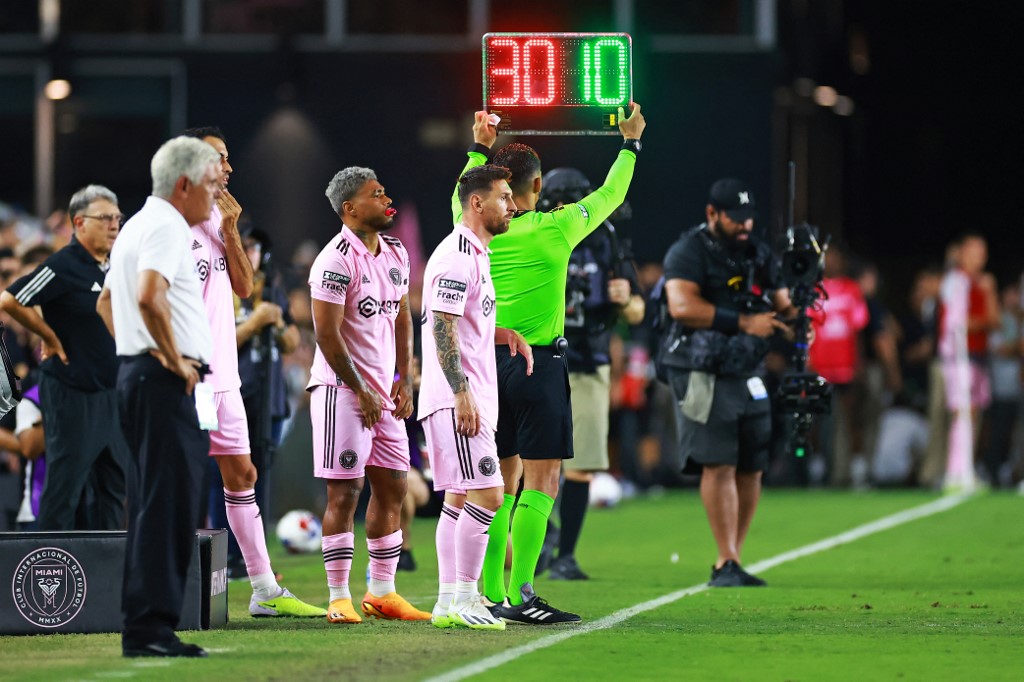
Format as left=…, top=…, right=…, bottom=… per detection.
left=495, top=344, right=574, bottom=461
left=668, top=369, right=771, bottom=474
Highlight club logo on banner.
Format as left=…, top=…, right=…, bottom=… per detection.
left=11, top=547, right=88, bottom=628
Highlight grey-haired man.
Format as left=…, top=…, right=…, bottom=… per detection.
left=97, top=136, right=219, bottom=658
left=1, top=184, right=130, bottom=531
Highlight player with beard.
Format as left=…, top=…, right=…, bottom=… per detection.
left=183, top=126, right=324, bottom=618
left=661, top=179, right=797, bottom=587
left=309, top=167, right=429, bottom=624
left=419, top=165, right=533, bottom=631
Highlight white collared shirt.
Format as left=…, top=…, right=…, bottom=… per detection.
left=106, top=196, right=213, bottom=362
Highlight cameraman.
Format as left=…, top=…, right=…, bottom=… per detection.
left=541, top=169, right=645, bottom=580
left=661, top=179, right=797, bottom=587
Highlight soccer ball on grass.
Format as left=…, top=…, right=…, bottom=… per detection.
left=589, top=472, right=623, bottom=508
left=276, top=509, right=322, bottom=554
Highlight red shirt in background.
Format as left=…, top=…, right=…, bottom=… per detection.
left=809, top=277, right=869, bottom=384
left=967, top=280, right=989, bottom=356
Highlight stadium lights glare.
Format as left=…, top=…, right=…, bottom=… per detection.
left=833, top=95, right=855, bottom=116
left=813, top=85, right=838, bottom=107
left=44, top=79, right=72, bottom=100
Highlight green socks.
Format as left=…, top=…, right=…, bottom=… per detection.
left=480, top=493, right=516, bottom=604
left=507, top=489, right=555, bottom=606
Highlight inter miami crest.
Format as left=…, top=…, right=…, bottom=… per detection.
left=478, top=456, right=497, bottom=477
left=340, top=449, right=358, bottom=469
left=11, top=547, right=88, bottom=628
left=389, top=267, right=402, bottom=286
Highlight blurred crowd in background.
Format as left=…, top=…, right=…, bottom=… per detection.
left=3, top=198, right=1023, bottom=532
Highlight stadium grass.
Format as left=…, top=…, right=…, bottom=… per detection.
left=1, top=490, right=1021, bottom=681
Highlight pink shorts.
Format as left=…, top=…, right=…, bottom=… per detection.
left=942, top=360, right=991, bottom=412
left=421, top=409, right=502, bottom=495
left=310, top=385, right=409, bottom=479
left=209, top=389, right=251, bottom=456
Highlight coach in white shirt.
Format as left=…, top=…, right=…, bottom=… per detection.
left=98, top=136, right=219, bottom=659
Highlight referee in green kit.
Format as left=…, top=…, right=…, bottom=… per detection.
left=450, top=103, right=646, bottom=623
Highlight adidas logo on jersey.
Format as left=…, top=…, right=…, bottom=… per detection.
left=192, top=239, right=202, bottom=250
left=361, top=275, right=371, bottom=284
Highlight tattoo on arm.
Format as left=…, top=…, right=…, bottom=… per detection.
left=432, top=312, right=467, bottom=394
left=330, top=349, right=368, bottom=392
left=389, top=470, right=408, bottom=480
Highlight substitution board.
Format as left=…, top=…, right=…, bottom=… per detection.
left=482, top=32, right=634, bottom=135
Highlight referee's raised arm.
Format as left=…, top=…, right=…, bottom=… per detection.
left=558, top=102, right=647, bottom=248
left=452, top=111, right=498, bottom=225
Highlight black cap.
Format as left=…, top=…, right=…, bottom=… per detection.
left=709, top=178, right=756, bottom=223
left=538, top=167, right=592, bottom=212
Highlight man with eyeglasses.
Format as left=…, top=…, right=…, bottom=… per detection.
left=0, top=184, right=130, bottom=531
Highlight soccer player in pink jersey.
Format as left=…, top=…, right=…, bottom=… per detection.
left=184, top=127, right=325, bottom=618
left=419, top=165, right=533, bottom=631
left=310, top=166, right=429, bottom=624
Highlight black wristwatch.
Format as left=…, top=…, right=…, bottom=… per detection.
left=621, top=139, right=642, bottom=153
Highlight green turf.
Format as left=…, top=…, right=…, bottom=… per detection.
left=1, top=490, right=1021, bottom=681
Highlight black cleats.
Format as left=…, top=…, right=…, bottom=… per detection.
left=496, top=583, right=581, bottom=624
left=548, top=555, right=590, bottom=581
left=708, top=560, right=767, bottom=587
left=123, top=637, right=207, bottom=658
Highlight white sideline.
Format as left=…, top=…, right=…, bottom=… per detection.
left=423, top=492, right=973, bottom=682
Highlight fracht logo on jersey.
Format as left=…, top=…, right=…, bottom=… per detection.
left=322, top=271, right=351, bottom=293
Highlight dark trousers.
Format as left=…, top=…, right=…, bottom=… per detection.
left=37, top=374, right=129, bottom=530
left=118, top=355, right=210, bottom=646
left=984, top=399, right=1019, bottom=483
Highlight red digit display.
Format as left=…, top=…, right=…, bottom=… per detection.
left=483, top=32, right=633, bottom=136
left=489, top=38, right=520, bottom=106
left=523, top=38, right=556, bottom=105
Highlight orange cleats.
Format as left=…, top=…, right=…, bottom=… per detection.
left=360, top=592, right=431, bottom=621
left=327, top=598, right=362, bottom=624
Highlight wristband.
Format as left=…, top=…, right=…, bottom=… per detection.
left=468, top=143, right=493, bottom=160
left=621, top=139, right=642, bottom=154
left=711, top=308, right=739, bottom=334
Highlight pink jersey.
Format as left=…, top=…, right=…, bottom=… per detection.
left=418, top=226, right=498, bottom=429
left=191, top=205, right=240, bottom=392
left=938, top=268, right=970, bottom=361
left=308, top=226, right=410, bottom=410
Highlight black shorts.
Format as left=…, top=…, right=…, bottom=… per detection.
left=495, top=345, right=574, bottom=461
left=668, top=369, right=771, bottom=474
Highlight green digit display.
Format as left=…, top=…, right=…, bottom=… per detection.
left=593, top=38, right=627, bottom=105
left=582, top=43, right=592, bottom=102
left=580, top=39, right=627, bottom=105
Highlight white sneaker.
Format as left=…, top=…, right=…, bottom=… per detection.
left=448, top=594, right=506, bottom=631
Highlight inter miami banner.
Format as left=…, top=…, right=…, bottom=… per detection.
left=0, top=531, right=228, bottom=635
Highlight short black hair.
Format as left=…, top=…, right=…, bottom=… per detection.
left=182, top=126, right=226, bottom=144
left=458, top=165, right=512, bottom=207
left=21, top=244, right=55, bottom=268
left=493, top=143, right=541, bottom=195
